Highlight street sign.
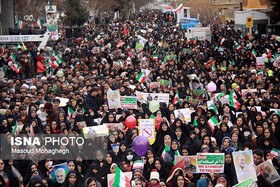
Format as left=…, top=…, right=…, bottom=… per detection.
left=246, top=17, right=253, bottom=28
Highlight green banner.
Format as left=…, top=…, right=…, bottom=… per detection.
left=120, top=96, right=137, bottom=109
left=196, top=153, right=224, bottom=173
left=233, top=178, right=255, bottom=187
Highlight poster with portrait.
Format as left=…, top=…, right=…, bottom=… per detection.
left=107, top=90, right=121, bottom=109
left=104, top=123, right=123, bottom=132
left=175, top=156, right=197, bottom=173
left=45, top=5, right=58, bottom=40
left=241, top=89, right=257, bottom=99
left=256, top=159, right=280, bottom=183
left=150, top=82, right=159, bottom=91
left=232, top=150, right=257, bottom=182
left=135, top=91, right=169, bottom=105
left=49, top=162, right=69, bottom=184
left=174, top=108, right=192, bottom=122
left=191, top=89, right=208, bottom=100
left=196, top=153, right=224, bottom=173
left=83, top=125, right=109, bottom=139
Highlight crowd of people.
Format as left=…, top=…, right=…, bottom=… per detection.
left=0, top=10, right=280, bottom=187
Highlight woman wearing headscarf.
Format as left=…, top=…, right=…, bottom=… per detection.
left=201, top=135, right=213, bottom=152
left=213, top=174, right=230, bottom=187
left=173, top=127, right=187, bottom=147
left=0, top=159, right=19, bottom=187
left=117, top=141, right=127, bottom=162
left=185, top=131, right=201, bottom=155
left=214, top=122, right=230, bottom=147
left=197, top=116, right=212, bottom=136
left=84, top=163, right=101, bottom=183
left=221, top=137, right=236, bottom=153
left=164, top=140, right=181, bottom=164
left=100, top=150, right=120, bottom=179
left=62, top=170, right=83, bottom=187
left=153, top=157, right=169, bottom=181
left=171, top=118, right=189, bottom=137
left=224, top=152, right=238, bottom=186
left=153, top=121, right=174, bottom=153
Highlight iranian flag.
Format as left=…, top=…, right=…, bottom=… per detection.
left=152, top=54, right=158, bottom=61
left=229, top=90, right=240, bottom=109
left=213, top=101, right=218, bottom=114
left=207, top=116, right=218, bottom=133
left=247, top=33, right=253, bottom=40
left=35, top=18, right=42, bottom=29
left=26, top=52, right=31, bottom=58
left=76, top=61, right=81, bottom=67
left=46, top=60, right=52, bottom=68
left=270, top=148, right=279, bottom=158
left=220, top=38, right=225, bottom=46
left=17, top=20, right=24, bottom=29
left=265, top=48, right=271, bottom=54
left=118, top=60, right=124, bottom=68
left=70, top=64, right=75, bottom=69
left=214, top=46, right=218, bottom=50
left=8, top=54, right=16, bottom=62
left=30, top=123, right=34, bottom=138
left=161, top=145, right=170, bottom=159
left=214, top=92, right=226, bottom=101
left=132, top=160, right=144, bottom=170
left=0, top=67, right=7, bottom=77
left=113, top=166, right=131, bottom=187
left=13, top=122, right=19, bottom=135
left=1, top=43, right=5, bottom=53
left=251, top=49, right=257, bottom=58
left=68, top=107, right=75, bottom=119
left=173, top=150, right=181, bottom=165
left=11, top=62, right=22, bottom=73
left=126, top=45, right=130, bottom=50
left=52, top=51, right=58, bottom=61
left=136, top=72, right=147, bottom=83
left=173, top=91, right=180, bottom=105
left=211, top=65, right=217, bottom=72
left=11, top=165, right=23, bottom=183
left=235, top=43, right=241, bottom=51
left=52, top=60, right=59, bottom=68
left=16, top=43, right=22, bottom=50
left=56, top=55, right=63, bottom=64
left=174, top=2, right=183, bottom=13
left=84, top=37, right=88, bottom=42
left=193, top=118, right=198, bottom=126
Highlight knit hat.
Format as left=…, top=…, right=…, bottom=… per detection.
left=150, top=169, right=160, bottom=182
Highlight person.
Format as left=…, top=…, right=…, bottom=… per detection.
left=235, top=153, right=256, bottom=182
left=55, top=168, right=66, bottom=184
left=184, top=158, right=196, bottom=173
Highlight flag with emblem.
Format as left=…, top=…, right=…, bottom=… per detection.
left=68, top=107, right=75, bottom=119
left=174, top=2, right=183, bottom=13
left=229, top=90, right=240, bottom=109
left=16, top=43, right=22, bottom=50
left=161, top=145, right=170, bottom=159
left=211, top=65, right=217, bottom=72
left=1, top=43, right=5, bottom=53
left=152, top=54, right=158, bottom=61
left=207, top=116, right=218, bottom=133
left=17, top=20, right=24, bottom=29
left=132, top=160, right=144, bottom=170
left=11, top=61, right=22, bottom=73
left=13, top=122, right=19, bottom=135
left=8, top=54, right=16, bottom=62
left=35, top=18, right=43, bottom=29
left=173, top=91, right=180, bottom=105
left=113, top=166, right=131, bottom=187
left=270, top=148, right=279, bottom=158
left=251, top=49, right=257, bottom=58
left=118, top=60, right=124, bottom=68
left=136, top=72, right=147, bottom=83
